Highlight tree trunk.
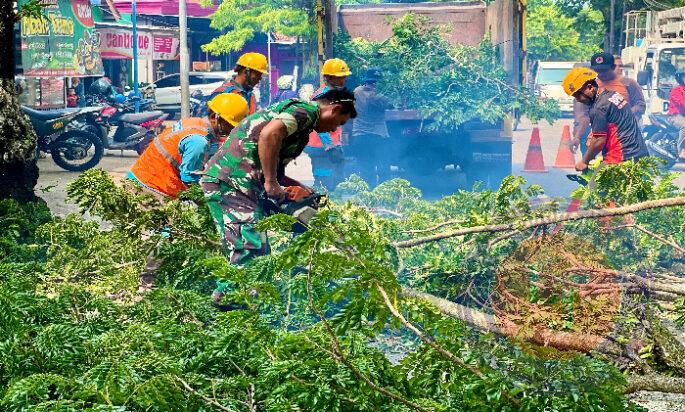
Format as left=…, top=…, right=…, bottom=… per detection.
left=0, top=2, right=40, bottom=202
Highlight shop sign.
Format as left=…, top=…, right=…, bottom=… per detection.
left=153, top=36, right=180, bottom=60
left=98, top=27, right=179, bottom=60
left=19, top=0, right=104, bottom=77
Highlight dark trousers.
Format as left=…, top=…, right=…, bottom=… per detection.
left=346, top=134, right=388, bottom=188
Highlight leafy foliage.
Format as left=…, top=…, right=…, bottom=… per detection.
left=527, top=0, right=603, bottom=62
left=335, top=13, right=559, bottom=129
left=202, top=0, right=312, bottom=54
left=3, top=162, right=684, bottom=410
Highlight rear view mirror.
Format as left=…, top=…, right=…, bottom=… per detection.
left=637, top=71, right=649, bottom=86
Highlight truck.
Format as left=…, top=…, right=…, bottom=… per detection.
left=622, top=8, right=685, bottom=116
left=334, top=0, right=525, bottom=191
left=529, top=61, right=578, bottom=115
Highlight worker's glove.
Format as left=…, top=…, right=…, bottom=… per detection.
left=325, top=145, right=344, bottom=164
left=284, top=186, right=312, bottom=202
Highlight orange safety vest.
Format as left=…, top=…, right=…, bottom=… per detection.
left=130, top=118, right=211, bottom=198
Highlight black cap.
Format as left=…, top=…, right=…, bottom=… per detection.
left=314, top=87, right=357, bottom=118
left=590, top=52, right=615, bottom=71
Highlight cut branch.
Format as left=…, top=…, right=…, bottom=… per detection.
left=625, top=374, right=685, bottom=394
left=403, top=218, right=468, bottom=234
left=401, top=287, right=624, bottom=355
left=176, top=377, right=237, bottom=412
left=394, top=197, right=685, bottom=249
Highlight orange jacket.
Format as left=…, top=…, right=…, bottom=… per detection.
left=130, top=118, right=211, bottom=198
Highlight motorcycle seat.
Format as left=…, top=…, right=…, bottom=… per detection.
left=119, top=111, right=165, bottom=125
left=21, top=106, right=78, bottom=121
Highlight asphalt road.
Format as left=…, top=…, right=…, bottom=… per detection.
left=513, top=117, right=685, bottom=198
left=37, top=117, right=685, bottom=216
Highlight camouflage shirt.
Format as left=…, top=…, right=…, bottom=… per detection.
left=202, top=99, right=320, bottom=196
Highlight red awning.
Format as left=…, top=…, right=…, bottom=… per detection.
left=112, top=0, right=217, bottom=18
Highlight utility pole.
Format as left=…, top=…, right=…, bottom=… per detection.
left=132, top=0, right=139, bottom=112
left=179, top=0, right=190, bottom=118
left=609, top=0, right=616, bottom=53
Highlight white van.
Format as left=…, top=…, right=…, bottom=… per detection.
left=531, top=61, right=578, bottom=115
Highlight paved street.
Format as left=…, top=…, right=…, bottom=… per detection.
left=37, top=118, right=685, bottom=216
left=513, top=117, right=685, bottom=197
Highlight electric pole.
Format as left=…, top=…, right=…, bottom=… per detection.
left=132, top=0, right=139, bottom=112
left=609, top=0, right=616, bottom=53
left=179, top=0, right=190, bottom=118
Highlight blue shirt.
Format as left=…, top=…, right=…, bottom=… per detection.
left=178, top=134, right=209, bottom=184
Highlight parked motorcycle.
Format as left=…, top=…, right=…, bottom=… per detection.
left=643, top=113, right=679, bottom=168
left=22, top=106, right=104, bottom=172
left=189, top=90, right=207, bottom=117
left=78, top=95, right=168, bottom=155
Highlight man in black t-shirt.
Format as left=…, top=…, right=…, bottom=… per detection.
left=562, top=67, right=648, bottom=171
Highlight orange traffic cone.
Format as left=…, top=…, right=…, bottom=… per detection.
left=553, top=125, right=576, bottom=169
left=522, top=127, right=548, bottom=173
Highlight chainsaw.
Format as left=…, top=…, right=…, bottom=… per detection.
left=260, top=187, right=326, bottom=233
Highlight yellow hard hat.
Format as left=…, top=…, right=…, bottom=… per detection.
left=236, top=52, right=268, bottom=74
left=207, top=93, right=249, bottom=126
left=322, top=58, right=352, bottom=77
left=562, top=67, right=598, bottom=96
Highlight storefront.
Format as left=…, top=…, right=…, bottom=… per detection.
left=96, top=23, right=180, bottom=90
left=18, top=0, right=104, bottom=108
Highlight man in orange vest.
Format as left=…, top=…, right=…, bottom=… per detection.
left=209, top=52, right=268, bottom=115
left=128, top=94, right=249, bottom=198
left=305, top=58, right=351, bottom=189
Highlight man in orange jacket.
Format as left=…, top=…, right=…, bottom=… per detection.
left=305, top=58, right=351, bottom=189
left=128, top=94, right=249, bottom=198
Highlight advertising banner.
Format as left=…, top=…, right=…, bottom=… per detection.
left=99, top=28, right=152, bottom=59
left=19, top=0, right=104, bottom=77
left=98, top=27, right=180, bottom=60
left=153, top=35, right=180, bottom=60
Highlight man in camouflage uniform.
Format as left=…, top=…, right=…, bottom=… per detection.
left=201, top=88, right=357, bottom=304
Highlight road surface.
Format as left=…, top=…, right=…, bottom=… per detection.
left=37, top=118, right=685, bottom=216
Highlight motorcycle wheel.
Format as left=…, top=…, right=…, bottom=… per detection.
left=645, top=139, right=677, bottom=169
left=50, top=130, right=104, bottom=172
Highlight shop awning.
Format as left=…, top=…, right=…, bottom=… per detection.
left=112, top=0, right=217, bottom=18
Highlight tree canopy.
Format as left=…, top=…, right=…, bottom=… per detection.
left=202, top=0, right=312, bottom=55
left=527, top=0, right=603, bottom=62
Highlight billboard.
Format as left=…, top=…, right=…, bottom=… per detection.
left=98, top=27, right=180, bottom=60
left=19, top=0, right=104, bottom=77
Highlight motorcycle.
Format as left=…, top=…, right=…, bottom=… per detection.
left=22, top=105, right=104, bottom=172
left=643, top=113, right=679, bottom=168
left=189, top=89, right=207, bottom=117
left=78, top=95, right=168, bottom=155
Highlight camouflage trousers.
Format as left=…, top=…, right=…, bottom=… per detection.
left=201, top=179, right=270, bottom=266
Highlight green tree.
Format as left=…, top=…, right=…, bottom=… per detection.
left=527, top=0, right=602, bottom=62
left=336, top=13, right=558, bottom=129
left=202, top=0, right=313, bottom=54
left=0, top=0, right=45, bottom=202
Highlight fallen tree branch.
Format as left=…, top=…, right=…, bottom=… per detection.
left=633, top=224, right=685, bottom=255
left=401, top=287, right=624, bottom=355
left=625, top=374, right=685, bottom=394
left=176, top=377, right=237, bottom=412
left=403, top=218, right=468, bottom=234
left=377, top=283, right=486, bottom=380
left=305, top=244, right=428, bottom=412
left=394, top=197, right=685, bottom=249
left=364, top=207, right=404, bottom=218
